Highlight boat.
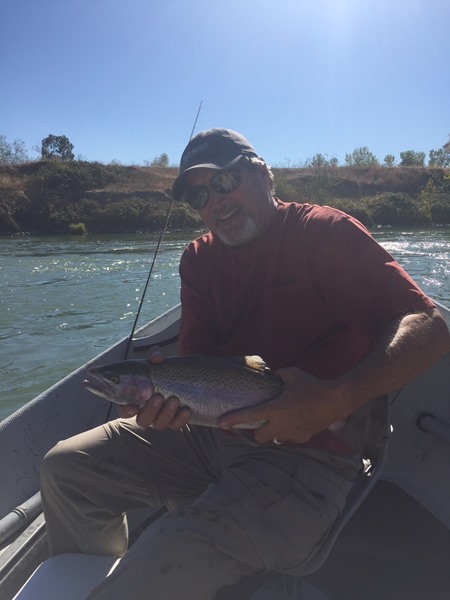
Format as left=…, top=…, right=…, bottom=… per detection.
left=1, top=301, right=449, bottom=599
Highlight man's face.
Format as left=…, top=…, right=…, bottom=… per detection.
left=184, top=162, right=276, bottom=246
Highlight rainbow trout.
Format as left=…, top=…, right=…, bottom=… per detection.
left=83, top=355, right=284, bottom=428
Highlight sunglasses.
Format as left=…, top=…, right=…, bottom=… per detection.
left=181, top=168, right=242, bottom=209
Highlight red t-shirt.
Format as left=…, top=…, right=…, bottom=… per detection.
left=178, top=201, right=434, bottom=452
left=180, top=201, right=433, bottom=369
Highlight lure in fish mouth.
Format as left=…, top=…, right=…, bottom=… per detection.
left=83, top=355, right=284, bottom=428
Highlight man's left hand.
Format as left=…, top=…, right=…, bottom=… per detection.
left=218, top=367, right=343, bottom=445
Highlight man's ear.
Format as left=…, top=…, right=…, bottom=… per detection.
left=261, top=164, right=271, bottom=188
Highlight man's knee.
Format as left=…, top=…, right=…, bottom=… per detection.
left=41, top=440, right=72, bottom=483
left=40, top=437, right=89, bottom=497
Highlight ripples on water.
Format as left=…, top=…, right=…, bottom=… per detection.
left=1, top=227, right=449, bottom=419
left=0, top=233, right=190, bottom=418
left=372, top=227, right=450, bottom=307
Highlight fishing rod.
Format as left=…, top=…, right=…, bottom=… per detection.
left=189, top=100, right=202, bottom=141
left=116, top=100, right=221, bottom=482
left=6, top=104, right=206, bottom=536
left=122, top=101, right=203, bottom=359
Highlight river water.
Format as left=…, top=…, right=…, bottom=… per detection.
left=1, top=227, right=449, bottom=420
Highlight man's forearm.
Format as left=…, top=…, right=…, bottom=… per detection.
left=333, top=308, right=450, bottom=418
left=218, top=308, right=450, bottom=444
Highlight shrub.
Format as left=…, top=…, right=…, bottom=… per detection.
left=26, top=161, right=121, bottom=198
left=326, top=199, right=372, bottom=226
left=366, top=192, right=425, bottom=225
left=429, top=197, right=450, bottom=224
left=69, top=222, right=87, bottom=235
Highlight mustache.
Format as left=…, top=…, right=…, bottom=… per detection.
left=213, top=205, right=240, bottom=220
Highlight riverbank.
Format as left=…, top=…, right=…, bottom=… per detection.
left=0, top=160, right=449, bottom=234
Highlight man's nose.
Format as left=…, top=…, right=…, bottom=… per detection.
left=208, top=189, right=229, bottom=209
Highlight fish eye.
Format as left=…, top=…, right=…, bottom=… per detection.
left=107, top=374, right=119, bottom=384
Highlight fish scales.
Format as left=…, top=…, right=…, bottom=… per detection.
left=83, top=355, right=284, bottom=428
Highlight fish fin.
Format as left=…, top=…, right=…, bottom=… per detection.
left=243, top=355, right=270, bottom=374
left=225, top=355, right=269, bottom=373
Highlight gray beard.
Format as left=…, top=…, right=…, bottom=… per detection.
left=216, top=214, right=259, bottom=247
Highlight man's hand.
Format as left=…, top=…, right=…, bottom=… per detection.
left=219, top=308, right=450, bottom=445
left=117, top=346, right=192, bottom=430
left=218, top=367, right=343, bottom=445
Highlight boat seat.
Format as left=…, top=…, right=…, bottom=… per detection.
left=12, top=553, right=120, bottom=600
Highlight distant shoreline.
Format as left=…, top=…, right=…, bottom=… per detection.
left=1, top=161, right=449, bottom=234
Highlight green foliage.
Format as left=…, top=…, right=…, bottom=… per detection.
left=284, top=157, right=340, bottom=204
left=309, top=153, right=325, bottom=168
left=41, top=134, right=75, bottom=161
left=429, top=148, right=450, bottom=168
left=2, top=157, right=450, bottom=234
left=367, top=192, right=424, bottom=225
left=26, top=161, right=119, bottom=197
left=418, top=177, right=450, bottom=223
left=82, top=197, right=201, bottom=234
left=326, top=199, right=372, bottom=226
left=273, top=170, right=299, bottom=202
left=150, top=153, right=170, bottom=167
left=399, top=150, right=425, bottom=167
left=69, top=222, right=87, bottom=235
left=345, top=147, right=379, bottom=166
left=384, top=154, right=396, bottom=167
left=429, top=197, right=450, bottom=223
left=0, top=135, right=29, bottom=164
left=0, top=197, right=20, bottom=232
left=306, top=153, right=340, bottom=169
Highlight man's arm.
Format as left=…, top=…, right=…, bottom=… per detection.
left=218, top=308, right=450, bottom=444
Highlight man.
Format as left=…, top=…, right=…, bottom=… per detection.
left=41, top=129, right=450, bottom=599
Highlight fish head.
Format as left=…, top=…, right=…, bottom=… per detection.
left=83, top=362, right=154, bottom=408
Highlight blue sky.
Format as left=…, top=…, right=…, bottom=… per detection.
left=1, top=0, right=449, bottom=167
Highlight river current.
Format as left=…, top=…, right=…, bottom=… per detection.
left=1, top=227, right=449, bottom=420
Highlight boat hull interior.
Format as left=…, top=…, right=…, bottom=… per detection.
left=1, top=302, right=449, bottom=599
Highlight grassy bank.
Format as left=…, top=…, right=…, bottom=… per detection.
left=0, top=160, right=449, bottom=234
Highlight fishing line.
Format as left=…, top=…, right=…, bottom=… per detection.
left=122, top=100, right=204, bottom=360
left=122, top=198, right=175, bottom=359
left=189, top=100, right=202, bottom=141
left=180, top=101, right=209, bottom=233
left=120, top=99, right=221, bottom=484
left=103, top=103, right=204, bottom=423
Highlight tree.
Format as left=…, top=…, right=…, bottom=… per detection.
left=308, top=153, right=339, bottom=168
left=384, top=154, right=396, bottom=167
left=0, top=135, right=29, bottom=164
left=429, top=137, right=450, bottom=168
left=399, top=150, right=425, bottom=167
left=310, top=153, right=328, bottom=168
left=345, top=147, right=379, bottom=166
left=429, top=149, right=450, bottom=168
left=444, top=134, right=450, bottom=153
left=150, top=153, right=169, bottom=167
left=41, top=134, right=74, bottom=161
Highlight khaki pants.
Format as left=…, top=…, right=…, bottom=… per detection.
left=40, top=419, right=361, bottom=600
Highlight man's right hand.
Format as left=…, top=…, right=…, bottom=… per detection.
left=117, top=346, right=192, bottom=430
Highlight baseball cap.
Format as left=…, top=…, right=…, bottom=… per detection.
left=172, top=128, right=258, bottom=201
